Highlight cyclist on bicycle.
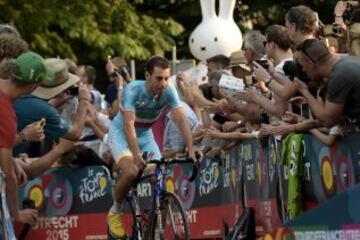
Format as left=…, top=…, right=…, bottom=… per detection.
left=107, top=56, right=195, bottom=239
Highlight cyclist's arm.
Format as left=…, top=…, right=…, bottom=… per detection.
left=171, top=107, right=195, bottom=159
left=123, top=110, right=141, bottom=157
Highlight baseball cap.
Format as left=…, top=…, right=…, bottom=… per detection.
left=12, top=51, right=54, bottom=83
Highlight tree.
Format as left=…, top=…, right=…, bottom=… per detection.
left=0, top=0, right=184, bottom=62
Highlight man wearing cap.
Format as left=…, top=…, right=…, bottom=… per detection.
left=13, top=58, right=91, bottom=157
left=0, top=51, right=51, bottom=238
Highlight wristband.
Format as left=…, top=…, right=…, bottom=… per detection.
left=79, top=97, right=91, bottom=103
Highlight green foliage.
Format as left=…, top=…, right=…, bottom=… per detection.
left=234, top=0, right=339, bottom=31
left=0, top=0, right=342, bottom=90
left=0, top=0, right=184, bottom=62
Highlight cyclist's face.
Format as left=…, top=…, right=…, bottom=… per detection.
left=146, top=67, right=170, bottom=97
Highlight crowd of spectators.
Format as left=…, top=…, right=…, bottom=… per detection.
left=0, top=0, right=359, bottom=236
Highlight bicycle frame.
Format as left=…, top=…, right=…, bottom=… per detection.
left=126, top=164, right=166, bottom=240
left=126, top=158, right=197, bottom=240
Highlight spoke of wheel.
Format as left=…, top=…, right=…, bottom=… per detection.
left=167, top=204, right=178, bottom=236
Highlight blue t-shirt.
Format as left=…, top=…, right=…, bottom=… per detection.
left=116, top=80, right=181, bottom=128
left=13, top=95, right=70, bottom=156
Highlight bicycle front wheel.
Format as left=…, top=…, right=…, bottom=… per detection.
left=151, top=191, right=189, bottom=240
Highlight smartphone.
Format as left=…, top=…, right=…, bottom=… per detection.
left=69, top=86, right=79, bottom=96
left=260, top=112, right=270, bottom=124
left=255, top=60, right=269, bottom=70
left=23, top=198, right=35, bottom=209
left=301, top=103, right=310, bottom=119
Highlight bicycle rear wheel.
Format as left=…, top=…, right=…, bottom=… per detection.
left=150, top=191, right=189, bottom=240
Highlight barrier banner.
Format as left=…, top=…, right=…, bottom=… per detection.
left=14, top=134, right=360, bottom=239
left=269, top=183, right=360, bottom=240
left=15, top=166, right=113, bottom=240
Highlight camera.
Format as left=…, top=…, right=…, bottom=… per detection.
left=301, top=103, right=310, bottom=119
left=68, top=86, right=79, bottom=96
left=260, top=112, right=270, bottom=124
left=255, top=60, right=269, bottom=70
left=342, top=1, right=360, bottom=24
left=282, top=60, right=310, bottom=82
left=115, top=66, right=131, bottom=83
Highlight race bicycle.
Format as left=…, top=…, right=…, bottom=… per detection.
left=110, top=155, right=198, bottom=240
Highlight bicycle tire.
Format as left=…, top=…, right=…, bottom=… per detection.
left=149, top=191, right=189, bottom=240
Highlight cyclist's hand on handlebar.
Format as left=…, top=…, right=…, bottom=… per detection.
left=134, top=153, right=146, bottom=169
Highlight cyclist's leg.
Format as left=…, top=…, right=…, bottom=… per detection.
left=138, top=129, right=162, bottom=161
left=138, top=131, right=161, bottom=182
left=107, top=123, right=140, bottom=238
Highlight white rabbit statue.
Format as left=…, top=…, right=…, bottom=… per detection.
left=189, top=0, right=243, bottom=61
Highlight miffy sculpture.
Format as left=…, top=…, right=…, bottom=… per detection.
left=189, top=0, right=243, bottom=61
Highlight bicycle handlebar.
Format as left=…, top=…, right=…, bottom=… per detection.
left=143, top=151, right=202, bottom=182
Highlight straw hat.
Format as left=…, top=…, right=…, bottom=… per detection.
left=32, top=58, right=80, bottom=100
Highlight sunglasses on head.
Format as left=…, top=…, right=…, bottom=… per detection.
left=299, top=40, right=329, bottom=63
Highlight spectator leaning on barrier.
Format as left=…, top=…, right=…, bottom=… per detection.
left=84, top=65, right=102, bottom=111
left=227, top=50, right=252, bottom=81
left=294, top=38, right=360, bottom=127
left=196, top=54, right=231, bottom=120
left=55, top=59, right=79, bottom=125
left=105, top=56, right=129, bottom=120
left=236, top=25, right=294, bottom=118
left=242, top=30, right=267, bottom=66
left=0, top=52, right=51, bottom=232
left=13, top=58, right=91, bottom=157
left=206, top=54, right=230, bottom=73
left=242, top=30, right=271, bottom=96
left=162, top=101, right=199, bottom=158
